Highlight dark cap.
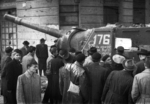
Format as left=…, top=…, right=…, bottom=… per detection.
left=117, top=46, right=124, bottom=53
left=89, top=47, right=97, bottom=55
left=137, top=49, right=148, bottom=56
left=23, top=41, right=29, bottom=45
left=69, top=48, right=76, bottom=53
left=28, top=46, right=36, bottom=53
left=40, top=38, right=45, bottom=42
left=59, top=49, right=69, bottom=59
left=5, top=47, right=13, bottom=53
left=92, top=52, right=101, bottom=62
left=102, top=54, right=110, bottom=62
left=75, top=51, right=82, bottom=56
left=54, top=39, right=58, bottom=43
left=76, top=53, right=85, bottom=63
left=13, top=49, right=22, bottom=55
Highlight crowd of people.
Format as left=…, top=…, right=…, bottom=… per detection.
left=1, top=38, right=150, bottom=104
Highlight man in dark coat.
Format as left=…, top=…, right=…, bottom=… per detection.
left=101, top=59, right=135, bottom=104
left=42, top=55, right=64, bottom=104
left=20, top=41, right=30, bottom=57
left=133, top=49, right=148, bottom=76
left=36, top=38, right=48, bottom=76
left=86, top=52, right=107, bottom=104
left=5, top=49, right=22, bottom=104
left=1, top=47, right=13, bottom=104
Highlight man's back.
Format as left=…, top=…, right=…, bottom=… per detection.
left=133, top=60, right=145, bottom=75
left=20, top=46, right=29, bottom=57
left=102, top=70, right=133, bottom=104
left=1, top=54, right=10, bottom=72
left=22, top=53, right=34, bottom=73
left=36, top=44, right=48, bottom=59
left=87, top=62, right=107, bottom=104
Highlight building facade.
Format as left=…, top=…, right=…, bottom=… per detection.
left=0, top=0, right=149, bottom=55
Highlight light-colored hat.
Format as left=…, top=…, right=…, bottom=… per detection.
left=122, top=59, right=136, bottom=71
left=112, top=54, right=125, bottom=64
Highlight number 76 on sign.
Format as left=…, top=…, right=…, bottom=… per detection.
left=93, top=34, right=110, bottom=45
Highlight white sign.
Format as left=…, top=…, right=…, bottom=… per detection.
left=115, top=38, right=132, bottom=49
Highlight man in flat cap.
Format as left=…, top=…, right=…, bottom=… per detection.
left=36, top=38, right=48, bottom=76
left=1, top=47, right=13, bottom=104
left=102, top=59, right=135, bottom=104
left=21, top=41, right=30, bottom=58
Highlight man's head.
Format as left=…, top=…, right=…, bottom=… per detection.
left=28, top=46, right=36, bottom=56
left=144, top=56, right=150, bottom=68
left=137, top=49, right=148, bottom=60
left=122, top=59, right=136, bottom=72
left=69, top=48, right=76, bottom=53
left=76, top=53, right=85, bottom=65
left=116, top=46, right=124, bottom=55
left=112, top=54, right=125, bottom=64
left=5, top=47, right=13, bottom=56
left=92, top=52, right=101, bottom=62
left=102, top=54, right=111, bottom=63
left=40, top=38, right=45, bottom=44
left=59, top=49, right=69, bottom=59
left=13, top=49, right=22, bottom=61
left=27, top=59, right=38, bottom=73
left=75, top=51, right=82, bottom=56
left=88, top=47, right=97, bottom=55
left=50, top=45, right=58, bottom=57
left=23, top=41, right=29, bottom=46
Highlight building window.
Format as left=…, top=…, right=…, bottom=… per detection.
left=133, top=0, right=145, bottom=24
left=103, top=6, right=119, bottom=24
left=59, top=4, right=79, bottom=30
left=103, top=0, right=119, bottom=24
left=0, top=0, right=15, bottom=3
left=0, top=9, right=17, bottom=52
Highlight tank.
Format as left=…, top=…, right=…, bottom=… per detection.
left=4, top=14, right=93, bottom=52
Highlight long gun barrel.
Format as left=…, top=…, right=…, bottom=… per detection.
left=4, top=14, right=63, bottom=38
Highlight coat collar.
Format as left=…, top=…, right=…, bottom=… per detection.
left=93, top=62, right=100, bottom=66
left=71, top=61, right=85, bottom=77
left=27, top=53, right=33, bottom=57
left=143, top=68, right=150, bottom=73
left=25, top=70, right=36, bottom=78
left=13, top=59, right=20, bottom=64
